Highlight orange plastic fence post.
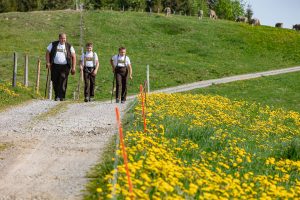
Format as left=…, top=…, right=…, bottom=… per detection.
left=115, top=107, right=133, bottom=198
left=140, top=85, right=147, bottom=132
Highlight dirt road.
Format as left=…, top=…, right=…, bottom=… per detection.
left=0, top=100, right=127, bottom=200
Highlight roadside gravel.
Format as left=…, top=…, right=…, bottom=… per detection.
left=0, top=100, right=127, bottom=200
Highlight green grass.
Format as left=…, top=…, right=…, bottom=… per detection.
left=1, top=10, right=300, bottom=102
left=0, top=81, right=36, bottom=111
left=186, top=71, right=300, bottom=112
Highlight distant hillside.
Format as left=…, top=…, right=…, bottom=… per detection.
left=0, top=10, right=300, bottom=100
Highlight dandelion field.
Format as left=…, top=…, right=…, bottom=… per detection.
left=87, top=93, right=300, bottom=199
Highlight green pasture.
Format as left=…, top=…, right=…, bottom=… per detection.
left=0, top=10, right=300, bottom=107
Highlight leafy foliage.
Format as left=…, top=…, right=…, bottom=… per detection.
left=245, top=4, right=253, bottom=22
left=0, top=0, right=246, bottom=21
left=0, top=0, right=74, bottom=12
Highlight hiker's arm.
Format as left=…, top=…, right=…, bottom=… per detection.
left=71, top=53, right=76, bottom=75
left=46, top=51, right=51, bottom=69
left=92, top=60, right=100, bottom=76
left=128, top=64, right=132, bottom=79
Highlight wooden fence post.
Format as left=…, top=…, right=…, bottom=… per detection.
left=12, top=52, right=17, bottom=87
left=24, top=54, right=29, bottom=87
left=35, top=58, right=41, bottom=94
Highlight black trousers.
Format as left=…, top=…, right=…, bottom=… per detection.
left=83, top=67, right=96, bottom=98
left=51, top=64, right=70, bottom=99
left=115, top=67, right=128, bottom=101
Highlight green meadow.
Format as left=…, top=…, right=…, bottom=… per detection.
left=0, top=10, right=300, bottom=108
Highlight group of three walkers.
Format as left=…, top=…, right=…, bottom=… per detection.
left=45, top=33, right=133, bottom=103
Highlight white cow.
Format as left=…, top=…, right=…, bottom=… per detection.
left=209, top=10, right=217, bottom=19
left=198, top=10, right=203, bottom=20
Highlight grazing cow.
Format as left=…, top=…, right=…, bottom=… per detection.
left=250, top=18, right=260, bottom=26
left=165, top=7, right=171, bottom=16
left=236, top=16, right=248, bottom=23
left=198, top=10, right=203, bottom=20
left=275, top=23, right=283, bottom=28
left=209, top=10, right=217, bottom=19
left=293, top=24, right=300, bottom=31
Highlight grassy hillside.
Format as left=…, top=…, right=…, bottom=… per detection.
left=0, top=10, right=300, bottom=102
left=187, top=71, right=300, bottom=112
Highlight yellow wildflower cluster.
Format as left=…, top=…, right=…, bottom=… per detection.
left=16, top=82, right=31, bottom=91
left=0, top=82, right=19, bottom=97
left=98, top=93, right=300, bottom=199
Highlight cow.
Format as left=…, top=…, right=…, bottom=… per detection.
left=165, top=7, right=171, bottom=16
left=198, top=10, right=203, bottom=20
left=293, top=24, right=300, bottom=31
left=250, top=18, right=260, bottom=26
left=275, top=23, right=283, bottom=28
left=209, top=10, right=217, bottom=19
left=236, top=16, right=248, bottom=23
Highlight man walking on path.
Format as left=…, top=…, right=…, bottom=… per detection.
left=46, top=33, right=76, bottom=101
left=80, top=42, right=99, bottom=102
left=110, top=47, right=132, bottom=103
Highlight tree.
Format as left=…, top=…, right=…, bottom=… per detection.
left=245, top=4, right=253, bottom=23
left=0, top=0, right=17, bottom=13
left=207, top=0, right=218, bottom=9
left=42, top=0, right=74, bottom=10
left=214, top=0, right=244, bottom=20
left=199, top=0, right=209, bottom=17
left=85, top=0, right=102, bottom=9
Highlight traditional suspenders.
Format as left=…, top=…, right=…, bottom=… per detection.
left=116, top=55, right=127, bottom=68
left=84, top=52, right=96, bottom=67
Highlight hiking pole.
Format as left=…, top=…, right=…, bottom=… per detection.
left=45, top=66, right=50, bottom=98
left=111, top=72, right=116, bottom=103
left=76, top=69, right=83, bottom=100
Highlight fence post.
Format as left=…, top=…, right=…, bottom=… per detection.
left=35, top=58, right=41, bottom=94
left=24, top=54, right=29, bottom=87
left=12, top=52, right=17, bottom=87
left=147, top=64, right=150, bottom=93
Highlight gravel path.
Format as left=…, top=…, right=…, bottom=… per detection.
left=153, top=66, right=300, bottom=93
left=0, top=66, right=299, bottom=200
left=0, top=100, right=127, bottom=200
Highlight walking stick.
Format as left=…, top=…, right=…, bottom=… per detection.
left=76, top=69, right=83, bottom=100
left=111, top=72, right=116, bottom=103
left=45, top=66, right=50, bottom=98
